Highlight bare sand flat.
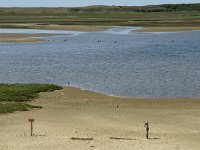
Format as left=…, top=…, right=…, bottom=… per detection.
left=0, top=33, right=54, bottom=42
left=0, top=87, right=200, bottom=150
left=135, top=26, right=200, bottom=32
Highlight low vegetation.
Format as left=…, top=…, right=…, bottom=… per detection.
left=0, top=84, right=62, bottom=113
left=0, top=4, right=200, bottom=14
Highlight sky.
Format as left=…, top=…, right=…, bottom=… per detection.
left=0, top=0, right=199, bottom=7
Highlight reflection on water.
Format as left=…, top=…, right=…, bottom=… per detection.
left=0, top=28, right=200, bottom=98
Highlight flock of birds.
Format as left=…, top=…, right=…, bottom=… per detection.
left=48, top=39, right=118, bottom=43
left=48, top=39, right=188, bottom=47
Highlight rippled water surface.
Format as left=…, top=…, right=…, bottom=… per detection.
left=0, top=28, right=200, bottom=98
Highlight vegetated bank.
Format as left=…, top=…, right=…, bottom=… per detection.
left=0, top=84, right=62, bottom=113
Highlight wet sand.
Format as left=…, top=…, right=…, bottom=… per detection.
left=0, top=87, right=200, bottom=150
left=135, top=26, right=200, bottom=32
left=0, top=33, right=54, bottom=42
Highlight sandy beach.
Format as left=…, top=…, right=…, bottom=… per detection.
left=0, top=87, right=200, bottom=150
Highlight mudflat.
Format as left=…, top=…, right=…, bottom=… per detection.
left=0, top=87, right=199, bottom=150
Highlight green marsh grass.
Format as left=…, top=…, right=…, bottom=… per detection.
left=0, top=84, right=62, bottom=113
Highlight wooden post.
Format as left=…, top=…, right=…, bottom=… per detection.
left=28, top=119, right=35, bottom=136
left=144, top=122, right=149, bottom=139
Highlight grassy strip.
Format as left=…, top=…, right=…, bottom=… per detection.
left=0, top=84, right=62, bottom=102
left=0, top=103, right=42, bottom=113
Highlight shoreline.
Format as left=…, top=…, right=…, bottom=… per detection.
left=134, top=26, right=200, bottom=32
left=0, top=33, right=56, bottom=43
left=63, top=86, right=200, bottom=100
left=64, top=86, right=200, bottom=101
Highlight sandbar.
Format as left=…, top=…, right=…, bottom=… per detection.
left=0, top=33, right=55, bottom=42
left=135, top=26, right=200, bottom=32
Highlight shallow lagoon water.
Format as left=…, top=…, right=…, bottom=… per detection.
left=0, top=28, right=200, bottom=98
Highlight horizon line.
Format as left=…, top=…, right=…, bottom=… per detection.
left=0, top=3, right=199, bottom=8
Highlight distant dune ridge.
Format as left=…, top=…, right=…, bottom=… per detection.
left=0, top=3, right=200, bottom=13
left=0, top=3, right=200, bottom=32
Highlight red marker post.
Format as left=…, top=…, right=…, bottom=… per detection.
left=28, top=118, right=35, bottom=136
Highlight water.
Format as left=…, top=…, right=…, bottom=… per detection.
left=0, top=28, right=200, bottom=98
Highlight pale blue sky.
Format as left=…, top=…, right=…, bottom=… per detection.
left=0, top=0, right=199, bottom=7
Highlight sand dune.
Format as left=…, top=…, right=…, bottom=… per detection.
left=0, top=87, right=200, bottom=150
